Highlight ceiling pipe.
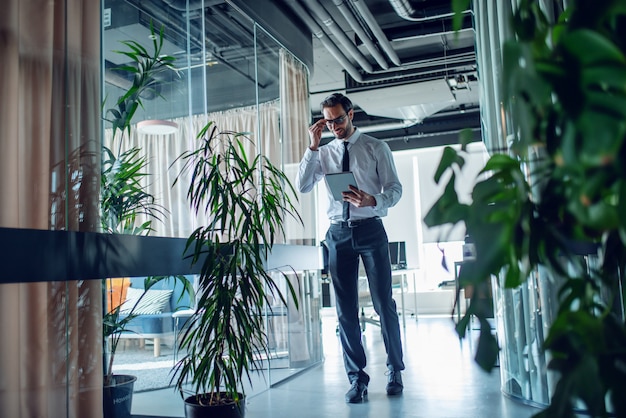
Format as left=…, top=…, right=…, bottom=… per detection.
left=105, top=68, right=158, bottom=100
left=331, top=0, right=389, bottom=70
left=210, top=6, right=252, bottom=46
left=321, top=119, right=418, bottom=139
left=388, top=0, right=473, bottom=22
left=349, top=0, right=401, bottom=66
left=121, top=0, right=265, bottom=87
left=125, top=0, right=202, bottom=48
left=391, top=26, right=474, bottom=43
left=283, top=0, right=364, bottom=82
left=382, top=127, right=481, bottom=143
left=302, top=0, right=373, bottom=73
left=161, top=0, right=222, bottom=11
left=348, top=57, right=475, bottom=85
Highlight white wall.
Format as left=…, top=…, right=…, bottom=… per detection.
left=306, top=143, right=491, bottom=246
left=382, top=151, right=422, bottom=269
left=295, top=141, right=491, bottom=312
left=415, top=142, right=490, bottom=243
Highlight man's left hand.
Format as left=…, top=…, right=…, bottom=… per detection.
left=342, top=185, right=376, bottom=207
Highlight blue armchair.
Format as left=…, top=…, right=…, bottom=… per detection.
left=119, top=276, right=195, bottom=357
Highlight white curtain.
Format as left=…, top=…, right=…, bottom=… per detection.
left=279, top=48, right=316, bottom=244
left=105, top=48, right=313, bottom=246
left=0, top=1, right=102, bottom=417
left=279, top=49, right=310, bottom=165
left=106, top=101, right=281, bottom=239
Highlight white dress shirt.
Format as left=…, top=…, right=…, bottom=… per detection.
left=297, top=128, right=402, bottom=222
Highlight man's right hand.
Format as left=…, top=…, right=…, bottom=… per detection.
left=308, top=118, right=325, bottom=151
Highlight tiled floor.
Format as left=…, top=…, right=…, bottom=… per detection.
left=132, top=309, right=541, bottom=418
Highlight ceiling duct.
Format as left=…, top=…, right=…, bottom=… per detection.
left=117, top=0, right=270, bottom=87
left=104, top=59, right=160, bottom=100
left=349, top=0, right=401, bottom=66
left=284, top=0, right=410, bottom=81
left=388, top=0, right=472, bottom=21
left=283, top=0, right=364, bottom=82
left=162, top=0, right=222, bottom=11
left=332, top=0, right=389, bottom=70
left=344, top=47, right=476, bottom=88
left=348, top=79, right=455, bottom=123
left=302, top=0, right=373, bottom=73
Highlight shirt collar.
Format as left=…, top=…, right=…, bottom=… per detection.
left=334, top=127, right=360, bottom=146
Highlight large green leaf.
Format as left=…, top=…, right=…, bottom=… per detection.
left=451, top=0, right=471, bottom=32
left=429, top=4, right=626, bottom=416
left=433, top=146, right=464, bottom=183
left=423, top=173, right=469, bottom=227
left=562, top=30, right=626, bottom=66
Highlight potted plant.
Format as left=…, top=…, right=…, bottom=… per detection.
left=101, top=22, right=188, bottom=418
left=427, top=1, right=626, bottom=417
left=171, top=122, right=302, bottom=417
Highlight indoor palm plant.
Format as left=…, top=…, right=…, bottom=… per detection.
left=428, top=1, right=626, bottom=417
left=171, top=122, right=302, bottom=418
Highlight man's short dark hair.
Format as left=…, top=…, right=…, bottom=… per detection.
left=321, top=93, right=353, bottom=114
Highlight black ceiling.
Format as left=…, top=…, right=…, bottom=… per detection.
left=103, top=0, right=481, bottom=150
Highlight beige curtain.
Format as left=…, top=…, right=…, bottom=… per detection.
left=279, top=49, right=310, bottom=165
left=106, top=101, right=281, bottom=239
left=279, top=48, right=316, bottom=244
left=103, top=50, right=310, bottom=244
left=0, top=1, right=102, bottom=417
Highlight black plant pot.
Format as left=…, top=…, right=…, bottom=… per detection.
left=184, top=393, right=245, bottom=418
left=103, top=374, right=137, bottom=418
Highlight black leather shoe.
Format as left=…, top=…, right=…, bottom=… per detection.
left=345, top=381, right=368, bottom=403
left=386, top=369, right=403, bottom=395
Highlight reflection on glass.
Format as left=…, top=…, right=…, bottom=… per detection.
left=107, top=269, right=323, bottom=396
left=105, top=276, right=195, bottom=392
left=102, top=1, right=323, bottom=402
left=493, top=272, right=551, bottom=406
left=494, top=254, right=610, bottom=407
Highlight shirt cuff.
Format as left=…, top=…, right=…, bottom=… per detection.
left=372, top=194, right=382, bottom=210
left=304, top=147, right=319, bottom=160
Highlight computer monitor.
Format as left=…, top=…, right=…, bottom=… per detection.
left=388, top=241, right=407, bottom=270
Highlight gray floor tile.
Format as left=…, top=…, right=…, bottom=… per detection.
left=132, top=309, right=540, bottom=418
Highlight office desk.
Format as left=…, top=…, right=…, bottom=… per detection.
left=392, top=268, right=418, bottom=329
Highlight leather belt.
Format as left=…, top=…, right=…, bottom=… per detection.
left=330, top=217, right=380, bottom=228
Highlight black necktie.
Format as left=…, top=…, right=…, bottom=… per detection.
left=342, top=141, right=350, bottom=221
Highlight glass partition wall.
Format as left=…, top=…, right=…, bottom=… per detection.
left=0, top=1, right=320, bottom=417
left=102, top=0, right=322, bottom=404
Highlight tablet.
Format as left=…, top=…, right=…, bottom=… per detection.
left=324, top=172, right=358, bottom=201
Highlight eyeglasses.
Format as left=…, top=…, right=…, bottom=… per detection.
left=325, top=114, right=348, bottom=126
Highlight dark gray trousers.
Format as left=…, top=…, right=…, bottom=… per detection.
left=325, top=218, right=405, bottom=385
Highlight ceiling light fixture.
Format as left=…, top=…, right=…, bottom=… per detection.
left=136, top=119, right=178, bottom=135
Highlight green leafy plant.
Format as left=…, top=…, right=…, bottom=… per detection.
left=430, top=1, right=626, bottom=417
left=104, top=22, right=178, bottom=151
left=103, top=276, right=194, bottom=387
left=171, top=122, right=302, bottom=409
left=101, top=20, right=178, bottom=234
left=100, top=22, right=189, bottom=388
left=100, top=146, right=166, bottom=235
